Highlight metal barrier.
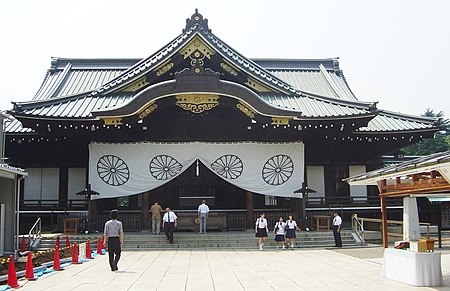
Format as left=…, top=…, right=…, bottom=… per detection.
left=351, top=215, right=431, bottom=240
left=28, top=217, right=41, bottom=248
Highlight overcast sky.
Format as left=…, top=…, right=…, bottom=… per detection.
left=1, top=0, right=449, bottom=118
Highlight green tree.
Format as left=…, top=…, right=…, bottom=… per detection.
left=400, top=109, right=450, bottom=155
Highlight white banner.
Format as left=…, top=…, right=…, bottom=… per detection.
left=89, top=142, right=304, bottom=199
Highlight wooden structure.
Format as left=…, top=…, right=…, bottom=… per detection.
left=346, top=151, right=450, bottom=247
left=4, top=11, right=439, bottom=232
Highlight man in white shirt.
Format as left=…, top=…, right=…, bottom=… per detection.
left=197, top=200, right=210, bottom=234
left=332, top=211, right=342, bottom=247
left=162, top=207, right=177, bottom=244
left=104, top=209, right=124, bottom=271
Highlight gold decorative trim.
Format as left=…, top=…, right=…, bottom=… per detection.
left=220, top=62, right=238, bottom=76
left=271, top=117, right=290, bottom=125
left=102, top=117, right=123, bottom=125
left=121, top=77, right=149, bottom=92
left=138, top=102, right=158, bottom=119
left=155, top=62, right=174, bottom=77
left=245, top=78, right=272, bottom=92
left=236, top=101, right=255, bottom=118
left=176, top=94, right=219, bottom=114
left=180, top=36, right=215, bottom=60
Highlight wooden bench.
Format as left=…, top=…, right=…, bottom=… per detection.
left=175, top=212, right=226, bottom=231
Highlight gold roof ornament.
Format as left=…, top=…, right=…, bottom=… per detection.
left=176, top=94, right=219, bottom=114
left=138, top=102, right=158, bottom=119
left=245, top=78, right=272, bottom=92
left=102, top=117, right=123, bottom=125
left=236, top=101, right=255, bottom=118
left=271, top=117, right=290, bottom=125
left=120, top=77, right=149, bottom=92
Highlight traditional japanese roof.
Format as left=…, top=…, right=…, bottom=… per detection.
left=7, top=10, right=437, bottom=136
left=346, top=151, right=450, bottom=186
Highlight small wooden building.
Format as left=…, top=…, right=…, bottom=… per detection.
left=5, top=11, right=438, bottom=232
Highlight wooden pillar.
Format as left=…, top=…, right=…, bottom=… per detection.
left=89, top=198, right=97, bottom=232
left=380, top=179, right=388, bottom=248
left=246, top=191, right=254, bottom=229
left=59, top=166, right=68, bottom=208
left=380, top=196, right=388, bottom=248
left=142, top=192, right=150, bottom=230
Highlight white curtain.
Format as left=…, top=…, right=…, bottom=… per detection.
left=89, top=142, right=304, bottom=199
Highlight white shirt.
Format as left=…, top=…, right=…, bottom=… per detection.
left=198, top=203, right=210, bottom=214
left=163, top=211, right=177, bottom=223
left=285, top=220, right=298, bottom=230
left=255, top=217, right=267, bottom=228
left=274, top=221, right=286, bottom=235
left=333, top=215, right=342, bottom=226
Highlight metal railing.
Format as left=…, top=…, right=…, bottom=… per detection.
left=28, top=217, right=42, bottom=248
left=351, top=214, right=365, bottom=243
left=351, top=215, right=431, bottom=240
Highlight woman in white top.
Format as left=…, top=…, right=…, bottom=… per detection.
left=273, top=216, right=286, bottom=250
left=285, top=215, right=300, bottom=250
left=255, top=212, right=268, bottom=251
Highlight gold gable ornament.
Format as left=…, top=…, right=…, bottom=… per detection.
left=176, top=94, right=219, bottom=114
left=180, top=36, right=215, bottom=60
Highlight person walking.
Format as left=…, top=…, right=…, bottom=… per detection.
left=255, top=212, right=269, bottom=251
left=285, top=215, right=300, bottom=250
left=332, top=211, right=343, bottom=247
left=197, top=200, right=210, bottom=234
left=104, top=209, right=124, bottom=271
left=273, top=216, right=286, bottom=250
left=162, top=207, right=177, bottom=244
left=150, top=202, right=163, bottom=235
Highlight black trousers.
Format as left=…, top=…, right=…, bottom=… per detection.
left=165, top=222, right=175, bottom=243
left=107, top=237, right=121, bottom=270
left=333, top=225, right=342, bottom=247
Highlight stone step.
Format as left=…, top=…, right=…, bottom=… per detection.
left=36, top=231, right=357, bottom=250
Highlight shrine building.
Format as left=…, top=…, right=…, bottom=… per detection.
left=5, top=11, right=438, bottom=232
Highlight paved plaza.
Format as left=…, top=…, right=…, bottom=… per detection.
left=15, top=247, right=450, bottom=291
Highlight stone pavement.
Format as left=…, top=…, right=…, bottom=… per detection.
left=17, top=248, right=450, bottom=291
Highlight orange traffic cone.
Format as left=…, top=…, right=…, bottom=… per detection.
left=71, top=242, right=82, bottom=264
left=20, top=236, right=26, bottom=252
left=102, top=234, right=106, bottom=250
left=96, top=237, right=103, bottom=255
left=25, top=252, right=37, bottom=280
left=53, top=245, right=63, bottom=271
left=55, top=235, right=60, bottom=249
left=86, top=239, right=93, bottom=259
left=65, top=236, right=70, bottom=248
left=7, top=255, right=20, bottom=288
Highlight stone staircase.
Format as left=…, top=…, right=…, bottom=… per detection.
left=36, top=230, right=358, bottom=250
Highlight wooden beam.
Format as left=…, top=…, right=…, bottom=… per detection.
left=379, top=184, right=450, bottom=198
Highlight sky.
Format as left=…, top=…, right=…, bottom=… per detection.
left=1, top=0, right=449, bottom=118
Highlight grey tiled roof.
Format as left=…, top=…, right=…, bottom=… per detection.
left=358, top=111, right=436, bottom=132
left=6, top=16, right=437, bottom=135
